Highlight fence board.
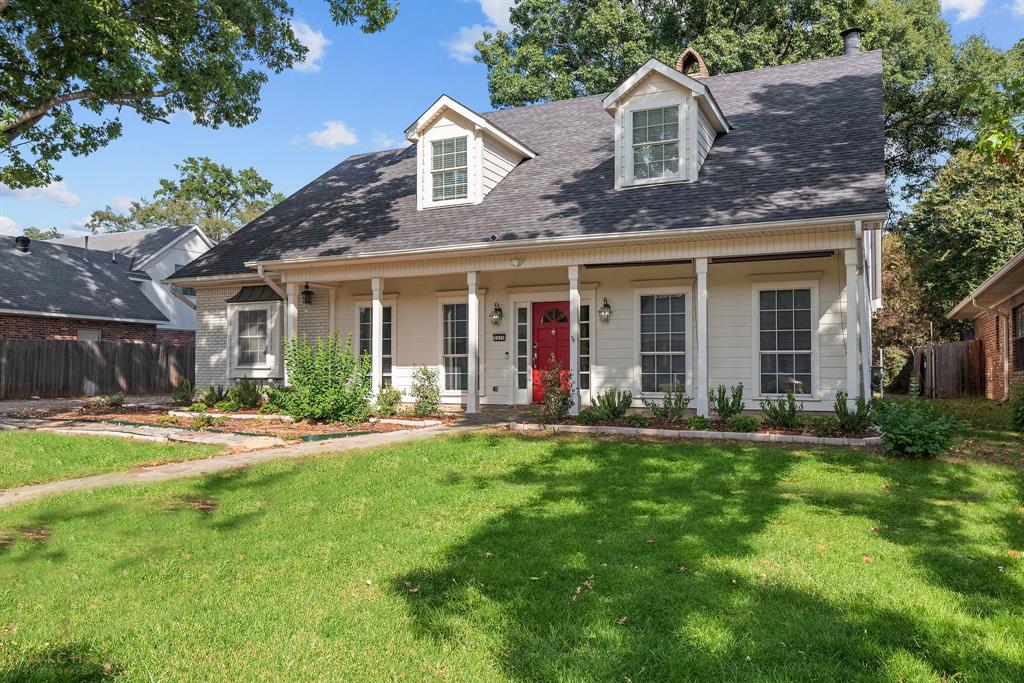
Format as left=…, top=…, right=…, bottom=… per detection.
left=911, top=340, right=984, bottom=398
left=0, top=339, right=193, bottom=400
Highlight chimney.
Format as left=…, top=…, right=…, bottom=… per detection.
left=841, top=28, right=862, bottom=56
left=675, top=47, right=709, bottom=78
left=14, top=236, right=30, bottom=252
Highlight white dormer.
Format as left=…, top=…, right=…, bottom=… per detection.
left=405, top=95, right=536, bottom=210
left=602, top=56, right=729, bottom=190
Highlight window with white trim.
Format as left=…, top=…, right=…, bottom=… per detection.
left=639, top=294, right=685, bottom=393
left=1013, top=304, right=1024, bottom=372
left=758, top=289, right=813, bottom=395
left=431, top=137, right=468, bottom=201
left=516, top=306, right=529, bottom=390
left=442, top=303, right=469, bottom=390
left=632, top=106, right=679, bottom=180
left=174, top=264, right=196, bottom=296
left=358, top=306, right=393, bottom=386
left=237, top=309, right=268, bottom=366
left=579, top=304, right=591, bottom=390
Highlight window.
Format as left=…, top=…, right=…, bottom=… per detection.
left=76, top=328, right=101, bottom=342
left=1013, top=304, right=1024, bottom=372
left=639, top=294, right=685, bottom=393
left=443, top=303, right=469, bottom=390
left=758, top=289, right=813, bottom=395
left=579, top=304, right=591, bottom=390
left=431, top=137, right=468, bottom=201
left=516, top=306, right=529, bottom=390
left=358, top=306, right=393, bottom=386
left=174, top=264, right=196, bottom=296
left=632, top=106, right=679, bottom=180
left=237, top=309, right=268, bottom=366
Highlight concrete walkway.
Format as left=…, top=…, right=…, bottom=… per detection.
left=0, top=394, right=172, bottom=417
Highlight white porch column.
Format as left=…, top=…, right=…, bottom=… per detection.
left=467, top=272, right=480, bottom=414
left=858, top=263, right=872, bottom=398
left=844, top=248, right=861, bottom=400
left=695, top=258, right=709, bottom=417
left=285, top=282, right=299, bottom=385
left=328, top=287, right=337, bottom=335
left=568, top=265, right=581, bottom=416
left=371, top=278, right=383, bottom=396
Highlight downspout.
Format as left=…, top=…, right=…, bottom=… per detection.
left=166, top=283, right=197, bottom=310
left=855, top=220, right=872, bottom=398
left=973, top=298, right=1010, bottom=401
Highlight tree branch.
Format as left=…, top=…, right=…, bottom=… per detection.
left=4, top=88, right=174, bottom=142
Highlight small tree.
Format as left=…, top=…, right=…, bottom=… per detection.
left=283, top=333, right=372, bottom=423
left=410, top=366, right=441, bottom=417
left=539, top=354, right=574, bottom=421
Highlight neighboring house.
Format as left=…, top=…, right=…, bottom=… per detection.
left=0, top=235, right=168, bottom=342
left=56, top=225, right=214, bottom=345
left=948, top=248, right=1024, bottom=401
left=167, top=30, right=886, bottom=416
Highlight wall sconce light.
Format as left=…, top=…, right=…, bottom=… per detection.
left=300, top=283, right=314, bottom=307
left=598, top=297, right=612, bottom=323
left=489, top=302, right=504, bottom=325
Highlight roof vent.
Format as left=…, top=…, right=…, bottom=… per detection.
left=841, top=28, right=862, bottom=56
left=675, top=47, right=709, bottom=78
left=14, top=236, right=30, bottom=252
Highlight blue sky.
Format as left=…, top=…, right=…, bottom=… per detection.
left=1, top=0, right=1022, bottom=237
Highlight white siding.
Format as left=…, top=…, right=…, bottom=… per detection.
left=138, top=230, right=211, bottom=331
left=482, top=140, right=520, bottom=196
left=696, top=109, right=716, bottom=168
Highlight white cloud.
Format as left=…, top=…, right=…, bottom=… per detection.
left=480, top=0, right=514, bottom=31
left=0, top=216, right=20, bottom=236
left=292, top=20, right=330, bottom=73
left=446, top=1, right=514, bottom=63
left=371, top=130, right=398, bottom=149
left=1012, top=0, right=1024, bottom=15
left=109, top=195, right=135, bottom=214
left=0, top=180, right=81, bottom=206
left=941, top=0, right=987, bottom=22
left=303, top=120, right=359, bottom=148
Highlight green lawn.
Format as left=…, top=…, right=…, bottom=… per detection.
left=0, top=431, right=221, bottom=489
left=0, top=433, right=1021, bottom=680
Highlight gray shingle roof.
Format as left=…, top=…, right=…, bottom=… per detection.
left=0, top=239, right=168, bottom=322
left=55, top=225, right=196, bottom=266
left=174, top=50, right=886, bottom=280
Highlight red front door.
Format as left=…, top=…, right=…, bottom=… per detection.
left=532, top=301, right=570, bottom=403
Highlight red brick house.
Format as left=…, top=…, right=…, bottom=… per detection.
left=949, top=248, right=1024, bottom=401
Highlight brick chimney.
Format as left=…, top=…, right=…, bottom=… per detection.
left=675, top=47, right=709, bottom=78
left=841, top=28, right=862, bottom=55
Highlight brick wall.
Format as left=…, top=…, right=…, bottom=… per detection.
left=155, top=329, right=195, bottom=347
left=297, top=292, right=329, bottom=339
left=0, top=313, right=159, bottom=343
left=195, top=286, right=236, bottom=388
left=975, top=290, right=1024, bottom=400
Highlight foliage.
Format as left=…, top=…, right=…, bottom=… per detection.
left=708, top=383, right=745, bottom=421
left=641, top=386, right=691, bottom=424
left=171, top=378, right=195, bottom=405
left=87, top=157, right=285, bottom=239
left=575, top=409, right=601, bottom=426
left=282, top=333, right=372, bottom=423
left=188, top=402, right=208, bottom=413
left=229, top=377, right=262, bottom=409
left=213, top=400, right=240, bottom=413
left=759, top=390, right=803, bottom=429
left=410, top=366, right=441, bottom=417
left=968, top=45, right=1024, bottom=165
left=263, top=386, right=292, bottom=413
left=686, top=415, right=712, bottom=430
left=591, top=388, right=632, bottom=421
left=805, top=415, right=840, bottom=438
left=1009, top=382, right=1024, bottom=433
left=872, top=399, right=963, bottom=457
left=834, top=391, right=875, bottom=434
left=624, top=413, right=648, bottom=428
left=728, top=415, right=760, bottom=433
left=99, top=392, right=124, bottom=409
left=374, top=386, right=404, bottom=417
left=201, top=385, right=230, bottom=407
left=1, top=1, right=398, bottom=189
left=875, top=234, right=938, bottom=376
left=907, top=372, right=921, bottom=399
left=189, top=414, right=221, bottom=430
left=539, top=354, right=574, bottom=421
left=21, top=226, right=63, bottom=240
left=259, top=403, right=278, bottom=415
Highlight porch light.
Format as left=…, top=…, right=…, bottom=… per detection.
left=300, top=283, right=314, bottom=307
left=598, top=297, right=613, bottom=323
left=489, top=302, right=503, bottom=325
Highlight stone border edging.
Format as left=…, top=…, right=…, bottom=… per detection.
left=168, top=410, right=295, bottom=422
left=368, top=417, right=444, bottom=427
left=508, top=421, right=882, bottom=447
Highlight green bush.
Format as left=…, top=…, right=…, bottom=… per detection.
left=625, top=413, right=649, bottom=428
left=201, top=385, right=229, bottom=407
left=872, top=399, right=963, bottom=457
left=759, top=390, right=803, bottom=429
left=263, top=386, right=292, bottom=413
left=834, top=391, right=874, bottom=434
left=171, top=379, right=195, bottom=405
left=214, top=400, right=240, bottom=413
left=686, top=415, right=712, bottom=430
left=188, top=401, right=207, bottom=413
left=189, top=414, right=224, bottom=430
left=641, top=386, right=691, bottom=423
left=805, top=415, right=839, bottom=438
left=576, top=409, right=601, bottom=425
left=259, top=403, right=278, bottom=415
left=230, top=377, right=262, bottom=409
left=592, top=388, right=632, bottom=421
left=1009, top=382, right=1024, bottom=433
left=708, top=383, right=744, bottom=421
left=539, top=354, right=574, bottom=421
left=102, top=392, right=125, bottom=409
left=283, top=333, right=372, bottom=423
left=410, top=366, right=441, bottom=417
left=375, top=386, right=404, bottom=417
left=728, top=415, right=759, bottom=433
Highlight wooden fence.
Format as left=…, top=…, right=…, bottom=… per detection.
left=911, top=340, right=984, bottom=398
left=0, top=339, right=194, bottom=400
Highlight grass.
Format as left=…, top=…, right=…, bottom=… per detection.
left=923, top=397, right=1023, bottom=468
left=0, top=431, right=221, bottom=489
left=0, top=432, right=1021, bottom=680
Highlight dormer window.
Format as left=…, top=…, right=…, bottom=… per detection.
left=432, top=137, right=468, bottom=202
left=632, top=106, right=679, bottom=180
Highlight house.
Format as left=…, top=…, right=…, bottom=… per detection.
left=0, top=235, right=168, bottom=342
left=167, top=29, right=886, bottom=416
left=948, top=248, right=1024, bottom=401
left=55, top=225, right=215, bottom=345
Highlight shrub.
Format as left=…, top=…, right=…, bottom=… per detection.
left=759, top=390, right=803, bottom=429
left=728, top=415, right=759, bottom=433
left=201, top=385, right=229, bottom=407
left=708, top=383, right=744, bottom=421
left=230, top=377, right=262, bottom=409
left=102, top=392, right=125, bottom=409
left=576, top=409, right=601, bottom=426
left=259, top=403, right=278, bottom=415
left=805, top=415, right=839, bottom=438
left=872, top=399, right=963, bottom=457
left=188, top=401, right=207, bottom=413
left=1009, top=382, right=1024, bottom=433
left=907, top=373, right=921, bottom=398
left=625, top=413, right=649, bottom=428
left=214, top=400, right=240, bottom=413
left=641, top=386, right=691, bottom=424
left=410, top=366, right=441, bottom=417
left=283, top=333, right=373, bottom=423
left=375, top=385, right=404, bottom=417
left=263, top=386, right=292, bottom=413
left=155, top=415, right=177, bottom=426
left=171, top=379, right=195, bottom=405
left=539, top=354, right=574, bottom=421
left=189, top=414, right=217, bottom=430
left=686, top=415, right=712, bottom=430
left=834, top=391, right=874, bottom=434
left=592, top=388, right=632, bottom=421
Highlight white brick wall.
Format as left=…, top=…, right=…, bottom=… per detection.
left=297, top=293, right=329, bottom=340
left=195, top=286, right=236, bottom=388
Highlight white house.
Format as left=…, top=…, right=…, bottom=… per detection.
left=167, top=32, right=885, bottom=416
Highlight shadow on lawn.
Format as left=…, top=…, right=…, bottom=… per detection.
left=393, top=435, right=1024, bottom=680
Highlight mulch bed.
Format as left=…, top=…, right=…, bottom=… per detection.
left=522, top=415, right=877, bottom=440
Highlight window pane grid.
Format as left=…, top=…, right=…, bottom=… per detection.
left=237, top=309, right=268, bottom=366
left=359, top=306, right=393, bottom=386
left=431, top=137, right=468, bottom=201
left=579, top=304, right=590, bottom=390
left=516, top=306, right=529, bottom=390
left=759, top=288, right=812, bottom=395
left=632, top=106, right=679, bottom=180
left=443, top=303, right=469, bottom=391
left=1013, top=305, right=1024, bottom=372
left=639, top=294, right=685, bottom=393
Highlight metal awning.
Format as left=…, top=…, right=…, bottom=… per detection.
left=225, top=285, right=283, bottom=303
